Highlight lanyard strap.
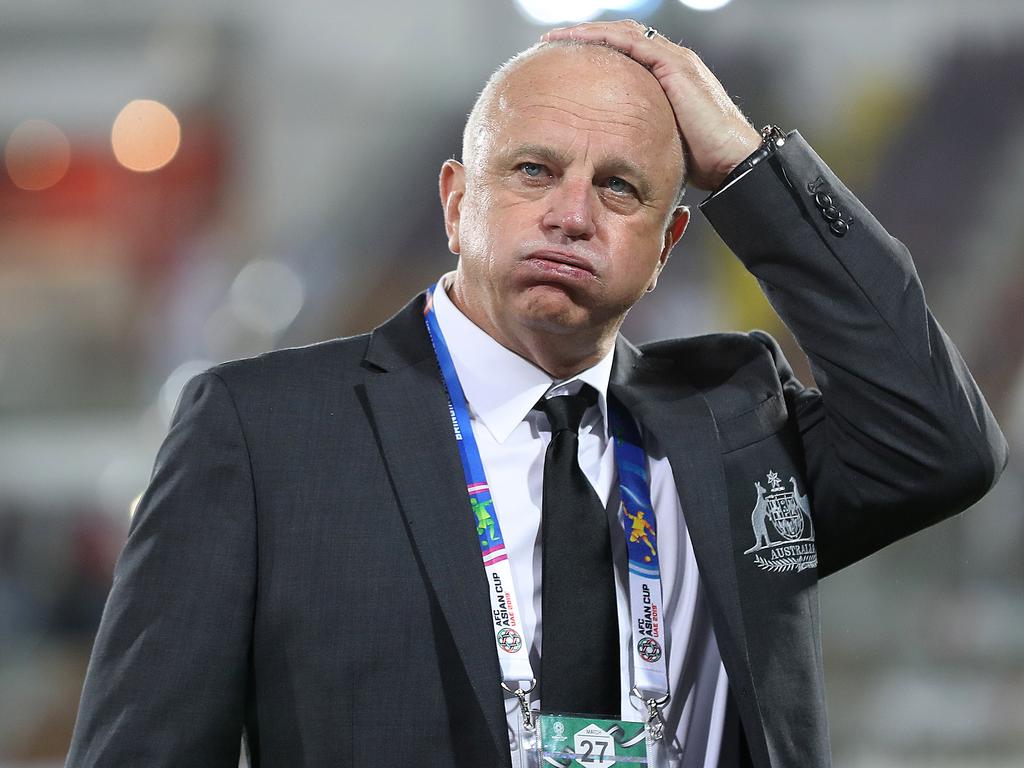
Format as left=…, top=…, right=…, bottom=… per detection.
left=609, top=403, right=669, bottom=699
left=423, top=284, right=669, bottom=700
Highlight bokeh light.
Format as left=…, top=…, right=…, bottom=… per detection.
left=514, top=0, right=604, bottom=25
left=515, top=0, right=657, bottom=24
left=229, top=259, right=305, bottom=336
left=4, top=119, right=71, bottom=191
left=602, top=0, right=658, bottom=11
left=111, top=99, right=181, bottom=172
left=679, top=0, right=733, bottom=11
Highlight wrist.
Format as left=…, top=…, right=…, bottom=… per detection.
left=716, top=125, right=787, bottom=191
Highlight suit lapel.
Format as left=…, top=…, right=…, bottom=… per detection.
left=362, top=295, right=508, bottom=763
left=361, top=302, right=758, bottom=761
left=609, top=338, right=755, bottom=697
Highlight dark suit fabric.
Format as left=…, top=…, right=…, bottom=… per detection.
left=66, top=133, right=1007, bottom=768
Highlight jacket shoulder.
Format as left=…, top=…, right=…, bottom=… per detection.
left=203, top=334, right=373, bottom=395
left=637, top=331, right=800, bottom=439
left=638, top=330, right=783, bottom=387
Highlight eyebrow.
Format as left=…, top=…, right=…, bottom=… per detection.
left=498, top=143, right=655, bottom=200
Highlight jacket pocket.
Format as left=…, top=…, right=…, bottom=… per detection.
left=718, top=392, right=787, bottom=453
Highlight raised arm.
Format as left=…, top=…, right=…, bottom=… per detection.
left=700, top=134, right=1007, bottom=574
left=545, top=19, right=1007, bottom=574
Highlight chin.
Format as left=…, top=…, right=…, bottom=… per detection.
left=513, top=286, right=596, bottom=336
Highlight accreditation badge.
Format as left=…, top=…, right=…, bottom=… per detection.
left=537, top=713, right=647, bottom=766
left=533, top=713, right=654, bottom=767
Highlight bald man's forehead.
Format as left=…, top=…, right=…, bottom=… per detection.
left=497, top=43, right=668, bottom=111
left=517, top=40, right=647, bottom=75
left=486, top=45, right=681, bottom=156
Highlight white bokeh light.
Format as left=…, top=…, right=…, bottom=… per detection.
left=515, top=0, right=661, bottom=27
left=679, top=0, right=733, bottom=11
left=229, top=259, right=305, bottom=336
left=598, top=0, right=655, bottom=11
left=514, top=0, right=604, bottom=25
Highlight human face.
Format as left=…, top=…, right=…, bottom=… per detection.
left=440, top=46, right=688, bottom=355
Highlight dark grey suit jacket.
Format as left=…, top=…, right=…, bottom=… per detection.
left=66, top=134, right=1007, bottom=768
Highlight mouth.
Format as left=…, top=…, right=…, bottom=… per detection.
left=522, top=249, right=598, bottom=280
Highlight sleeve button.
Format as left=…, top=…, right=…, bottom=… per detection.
left=829, top=219, right=849, bottom=237
left=814, top=192, right=833, bottom=209
left=821, top=205, right=840, bottom=221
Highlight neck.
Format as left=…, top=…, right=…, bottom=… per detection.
left=446, top=274, right=616, bottom=380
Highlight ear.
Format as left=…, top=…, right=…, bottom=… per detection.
left=647, top=206, right=690, bottom=292
left=439, top=159, right=466, bottom=255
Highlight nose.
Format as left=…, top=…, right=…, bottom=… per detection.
left=542, top=176, right=596, bottom=240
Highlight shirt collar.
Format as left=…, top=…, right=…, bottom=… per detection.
left=431, top=272, right=613, bottom=444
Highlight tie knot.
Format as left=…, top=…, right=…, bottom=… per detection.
left=535, top=385, right=598, bottom=434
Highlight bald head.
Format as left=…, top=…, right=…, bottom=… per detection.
left=462, top=40, right=687, bottom=203
left=438, top=38, right=692, bottom=377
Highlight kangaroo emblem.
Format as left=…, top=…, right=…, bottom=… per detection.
left=790, top=476, right=814, bottom=539
left=744, top=481, right=771, bottom=553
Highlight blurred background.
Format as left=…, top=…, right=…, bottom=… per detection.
left=0, top=0, right=1021, bottom=765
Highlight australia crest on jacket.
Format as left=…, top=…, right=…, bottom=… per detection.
left=744, top=470, right=817, bottom=573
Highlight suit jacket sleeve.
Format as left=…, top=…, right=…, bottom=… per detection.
left=66, top=371, right=255, bottom=767
left=699, top=131, right=1008, bottom=576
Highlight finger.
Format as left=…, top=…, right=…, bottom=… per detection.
left=542, top=20, right=652, bottom=46
left=541, top=21, right=675, bottom=70
left=542, top=19, right=644, bottom=39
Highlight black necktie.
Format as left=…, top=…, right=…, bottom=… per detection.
left=535, top=385, right=619, bottom=716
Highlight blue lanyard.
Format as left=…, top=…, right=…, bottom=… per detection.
left=423, top=283, right=669, bottom=700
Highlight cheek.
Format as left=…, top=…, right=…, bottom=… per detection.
left=462, top=195, right=534, bottom=264
left=456, top=195, right=492, bottom=257
left=606, top=225, right=666, bottom=275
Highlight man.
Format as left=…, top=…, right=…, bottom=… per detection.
left=66, top=20, right=1007, bottom=768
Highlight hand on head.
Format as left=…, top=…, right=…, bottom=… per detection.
left=543, top=20, right=761, bottom=191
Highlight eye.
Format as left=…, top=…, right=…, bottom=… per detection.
left=518, top=162, right=547, bottom=178
left=605, top=176, right=636, bottom=195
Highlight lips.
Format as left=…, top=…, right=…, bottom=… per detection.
left=524, top=249, right=597, bottom=277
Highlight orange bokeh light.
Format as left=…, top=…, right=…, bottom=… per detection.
left=4, top=119, right=72, bottom=191
left=111, top=99, right=181, bottom=172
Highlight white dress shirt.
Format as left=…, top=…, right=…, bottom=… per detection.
left=432, top=275, right=733, bottom=767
